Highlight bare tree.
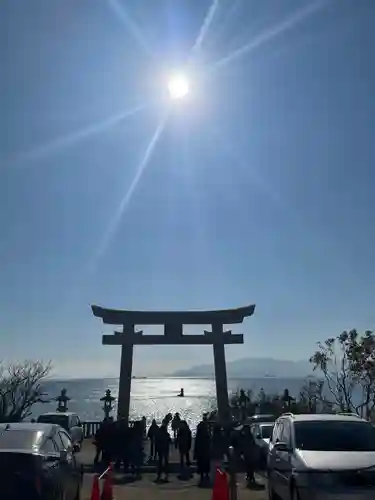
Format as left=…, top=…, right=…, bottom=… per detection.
left=346, top=330, right=375, bottom=419
left=310, top=330, right=375, bottom=418
left=299, top=376, right=328, bottom=413
left=0, top=360, right=52, bottom=422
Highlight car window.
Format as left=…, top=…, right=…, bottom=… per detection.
left=294, top=421, right=375, bottom=451
left=52, top=437, right=63, bottom=451
left=58, top=431, right=72, bottom=450
left=260, top=425, right=274, bottom=439
left=272, top=422, right=282, bottom=443
left=37, top=414, right=70, bottom=431
left=43, top=438, right=58, bottom=453
left=280, top=420, right=291, bottom=445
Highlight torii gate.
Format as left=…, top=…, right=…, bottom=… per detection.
left=91, top=304, right=255, bottom=424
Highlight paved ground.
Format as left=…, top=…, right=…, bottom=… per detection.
left=81, top=472, right=268, bottom=500
left=78, top=439, right=268, bottom=500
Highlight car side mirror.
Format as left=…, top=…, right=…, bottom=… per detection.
left=59, top=450, right=68, bottom=463
left=274, top=442, right=290, bottom=452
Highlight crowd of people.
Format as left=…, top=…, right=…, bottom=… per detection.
left=93, top=412, right=260, bottom=486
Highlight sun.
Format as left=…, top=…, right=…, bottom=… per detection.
left=167, top=74, right=190, bottom=100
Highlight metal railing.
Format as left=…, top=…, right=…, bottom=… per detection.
left=82, top=421, right=101, bottom=438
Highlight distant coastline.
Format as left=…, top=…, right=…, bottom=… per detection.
left=171, top=357, right=313, bottom=379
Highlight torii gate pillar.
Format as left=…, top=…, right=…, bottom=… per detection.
left=212, top=323, right=231, bottom=423
left=118, top=327, right=135, bottom=421
left=91, top=305, right=255, bottom=425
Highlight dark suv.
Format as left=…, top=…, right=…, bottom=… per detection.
left=0, top=422, right=82, bottom=500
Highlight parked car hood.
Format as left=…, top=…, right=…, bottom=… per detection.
left=297, top=450, right=375, bottom=471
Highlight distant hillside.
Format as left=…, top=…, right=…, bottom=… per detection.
left=172, top=357, right=313, bottom=378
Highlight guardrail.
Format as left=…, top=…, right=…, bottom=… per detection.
left=82, top=421, right=101, bottom=438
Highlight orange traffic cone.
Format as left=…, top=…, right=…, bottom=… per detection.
left=212, top=468, right=229, bottom=500
left=101, top=464, right=114, bottom=500
left=90, top=475, right=100, bottom=500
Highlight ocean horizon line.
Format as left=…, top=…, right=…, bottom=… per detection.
left=47, top=375, right=311, bottom=382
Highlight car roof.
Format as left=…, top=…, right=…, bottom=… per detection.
left=278, top=413, right=366, bottom=423
left=38, top=412, right=76, bottom=417
left=0, top=422, right=56, bottom=433
left=0, top=422, right=63, bottom=454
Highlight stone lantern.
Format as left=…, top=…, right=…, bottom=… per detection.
left=100, top=389, right=116, bottom=420
left=56, top=388, right=70, bottom=412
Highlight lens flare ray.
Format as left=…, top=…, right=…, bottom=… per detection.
left=18, top=103, right=147, bottom=163
left=91, top=112, right=168, bottom=265
left=108, top=0, right=154, bottom=58
left=191, top=0, right=220, bottom=56
left=211, top=0, right=327, bottom=71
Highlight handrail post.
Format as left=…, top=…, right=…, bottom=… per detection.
left=228, top=446, right=238, bottom=500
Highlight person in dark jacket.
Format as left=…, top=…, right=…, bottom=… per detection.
left=147, top=419, right=159, bottom=461
left=176, top=421, right=192, bottom=473
left=194, top=419, right=211, bottom=484
left=100, top=417, right=115, bottom=465
left=155, top=422, right=171, bottom=482
left=93, top=422, right=104, bottom=466
left=210, top=425, right=227, bottom=480
left=211, top=425, right=226, bottom=461
left=242, top=425, right=257, bottom=486
left=171, top=412, right=181, bottom=446
left=113, top=419, right=128, bottom=470
left=129, top=421, right=144, bottom=478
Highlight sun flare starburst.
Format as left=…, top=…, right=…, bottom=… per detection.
left=167, top=74, right=190, bottom=100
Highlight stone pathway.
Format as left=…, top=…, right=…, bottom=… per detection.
left=78, top=439, right=268, bottom=500
left=81, top=472, right=268, bottom=500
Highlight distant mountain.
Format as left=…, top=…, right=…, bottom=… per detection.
left=172, top=357, right=313, bottom=378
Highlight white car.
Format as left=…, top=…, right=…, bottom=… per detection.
left=37, top=412, right=84, bottom=451
left=267, top=412, right=375, bottom=500
left=251, top=422, right=274, bottom=468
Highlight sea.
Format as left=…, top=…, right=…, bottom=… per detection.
left=30, top=377, right=307, bottom=430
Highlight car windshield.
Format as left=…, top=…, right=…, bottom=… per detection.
left=260, top=425, right=274, bottom=439
left=295, top=421, right=375, bottom=451
left=0, top=430, right=43, bottom=450
left=37, top=415, right=69, bottom=430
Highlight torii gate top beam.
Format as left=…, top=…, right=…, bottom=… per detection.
left=91, top=304, right=255, bottom=326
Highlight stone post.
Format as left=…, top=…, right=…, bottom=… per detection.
left=100, top=389, right=116, bottom=420
left=56, top=388, right=70, bottom=412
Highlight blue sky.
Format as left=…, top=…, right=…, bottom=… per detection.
left=1, top=0, right=374, bottom=378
